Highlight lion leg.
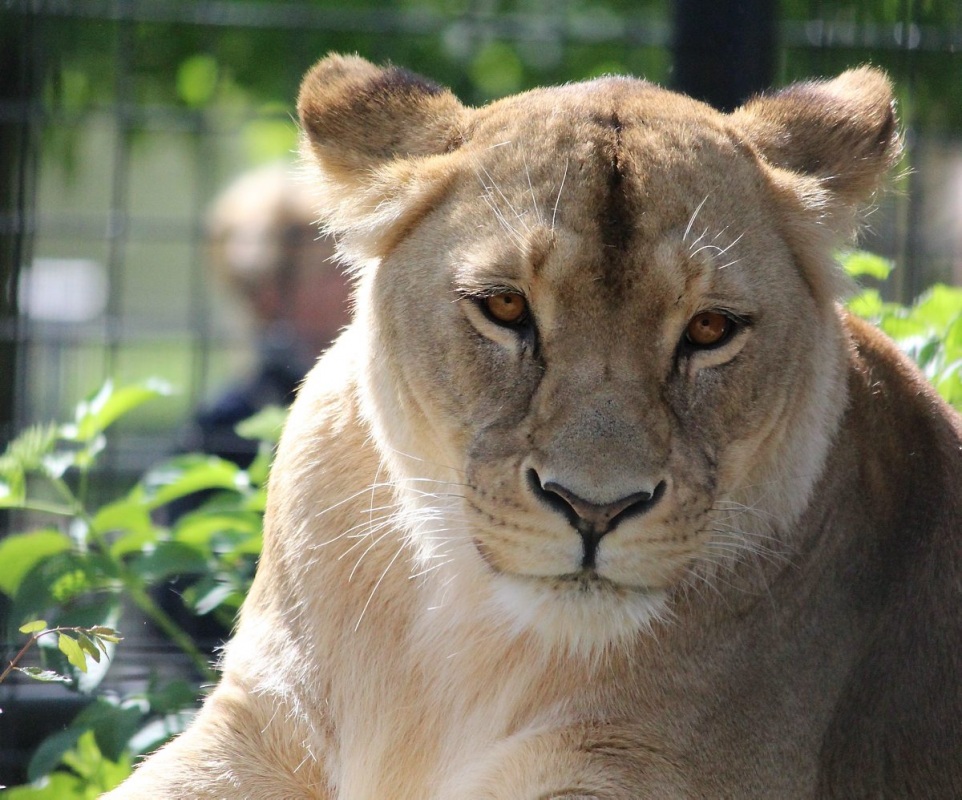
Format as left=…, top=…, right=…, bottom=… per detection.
left=439, top=724, right=688, bottom=800
left=102, top=680, right=332, bottom=800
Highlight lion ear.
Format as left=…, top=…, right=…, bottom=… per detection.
left=298, top=53, right=464, bottom=176
left=732, top=67, right=901, bottom=212
left=296, top=54, right=465, bottom=256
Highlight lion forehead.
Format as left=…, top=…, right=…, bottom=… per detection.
left=451, top=96, right=770, bottom=270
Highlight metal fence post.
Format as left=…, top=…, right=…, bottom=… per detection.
left=671, top=0, right=777, bottom=111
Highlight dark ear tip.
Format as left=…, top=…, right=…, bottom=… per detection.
left=733, top=66, right=900, bottom=197
left=297, top=54, right=376, bottom=128
left=370, top=66, right=447, bottom=100
left=297, top=55, right=450, bottom=125
left=875, top=101, right=901, bottom=159
left=297, top=53, right=464, bottom=174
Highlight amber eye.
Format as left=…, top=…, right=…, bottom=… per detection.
left=483, top=292, right=528, bottom=326
left=685, top=311, right=732, bottom=348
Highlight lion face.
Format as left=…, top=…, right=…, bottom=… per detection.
left=298, top=58, right=899, bottom=649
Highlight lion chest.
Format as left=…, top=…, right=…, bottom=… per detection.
left=328, top=644, right=581, bottom=799
left=309, top=557, right=847, bottom=799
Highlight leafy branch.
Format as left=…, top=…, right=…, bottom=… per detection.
left=0, top=380, right=274, bottom=793
left=1, top=620, right=123, bottom=686
left=1, top=380, right=220, bottom=681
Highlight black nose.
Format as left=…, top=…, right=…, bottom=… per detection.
left=527, top=469, right=666, bottom=569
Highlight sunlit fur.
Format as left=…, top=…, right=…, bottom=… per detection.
left=106, top=57, right=962, bottom=800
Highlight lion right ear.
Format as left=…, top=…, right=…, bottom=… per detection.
left=730, top=68, right=901, bottom=302
left=297, top=54, right=465, bottom=255
left=731, top=68, right=901, bottom=234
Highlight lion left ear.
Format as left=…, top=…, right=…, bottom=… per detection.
left=731, top=67, right=901, bottom=209
left=297, top=53, right=465, bottom=178
left=296, top=53, right=466, bottom=259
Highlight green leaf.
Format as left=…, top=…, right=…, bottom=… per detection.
left=244, top=486, right=268, bottom=513
left=58, top=632, right=88, bottom=673
left=173, top=510, right=262, bottom=550
left=19, top=619, right=49, bottom=634
left=26, top=698, right=142, bottom=782
left=945, top=316, right=962, bottom=356
left=229, top=532, right=263, bottom=556
left=245, top=443, right=273, bottom=487
left=879, top=315, right=929, bottom=342
left=27, top=727, right=85, bottom=781
left=24, top=595, right=121, bottom=693
left=110, top=528, right=161, bottom=558
left=139, top=455, right=246, bottom=509
left=16, top=666, right=72, bottom=683
left=0, top=529, right=72, bottom=596
left=40, top=448, right=82, bottom=479
left=9, top=551, right=118, bottom=635
left=0, top=423, right=59, bottom=473
left=95, top=496, right=163, bottom=559
left=847, top=288, right=885, bottom=319
left=3, top=770, right=87, bottom=798
left=840, top=250, right=894, bottom=281
left=128, top=709, right=196, bottom=756
left=49, top=568, right=95, bottom=603
left=87, top=625, right=123, bottom=643
left=0, top=475, right=18, bottom=507
left=72, top=699, right=145, bottom=764
left=77, top=633, right=102, bottom=663
left=936, top=360, right=962, bottom=410
left=176, top=53, right=219, bottom=107
left=109, top=527, right=164, bottom=559
left=64, top=379, right=172, bottom=444
left=240, top=116, right=298, bottom=163
left=127, top=541, right=207, bottom=584
left=470, top=41, right=524, bottom=98
left=146, top=678, right=198, bottom=715
left=93, top=497, right=155, bottom=536
left=912, top=284, right=962, bottom=332
left=234, top=404, right=287, bottom=444
left=185, top=578, right=236, bottom=616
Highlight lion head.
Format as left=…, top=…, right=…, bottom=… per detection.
left=296, top=56, right=899, bottom=652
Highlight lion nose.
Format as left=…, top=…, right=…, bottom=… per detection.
left=527, top=469, right=666, bottom=568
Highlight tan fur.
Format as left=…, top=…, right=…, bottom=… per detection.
left=105, top=57, right=962, bottom=798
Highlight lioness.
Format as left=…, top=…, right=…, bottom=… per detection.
left=106, top=56, right=962, bottom=798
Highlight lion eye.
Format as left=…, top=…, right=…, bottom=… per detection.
left=483, top=292, right=528, bottom=326
left=685, top=311, right=732, bottom=348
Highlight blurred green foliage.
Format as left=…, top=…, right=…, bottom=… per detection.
left=32, top=0, right=962, bottom=134
left=0, top=381, right=278, bottom=793
left=844, top=252, right=962, bottom=409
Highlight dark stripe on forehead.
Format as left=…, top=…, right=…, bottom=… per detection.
left=591, top=111, right=633, bottom=262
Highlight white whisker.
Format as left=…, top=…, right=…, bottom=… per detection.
left=343, top=522, right=398, bottom=571
left=551, top=158, right=569, bottom=231
left=690, top=231, right=745, bottom=260
left=523, top=152, right=545, bottom=228
left=683, top=194, right=710, bottom=242
left=478, top=163, right=531, bottom=234
left=355, top=542, right=407, bottom=632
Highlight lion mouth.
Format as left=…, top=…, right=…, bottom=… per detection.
left=557, top=569, right=610, bottom=589
left=552, top=569, right=657, bottom=597
left=471, top=537, right=662, bottom=599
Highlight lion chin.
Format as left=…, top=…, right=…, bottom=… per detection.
left=487, top=571, right=671, bottom=655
